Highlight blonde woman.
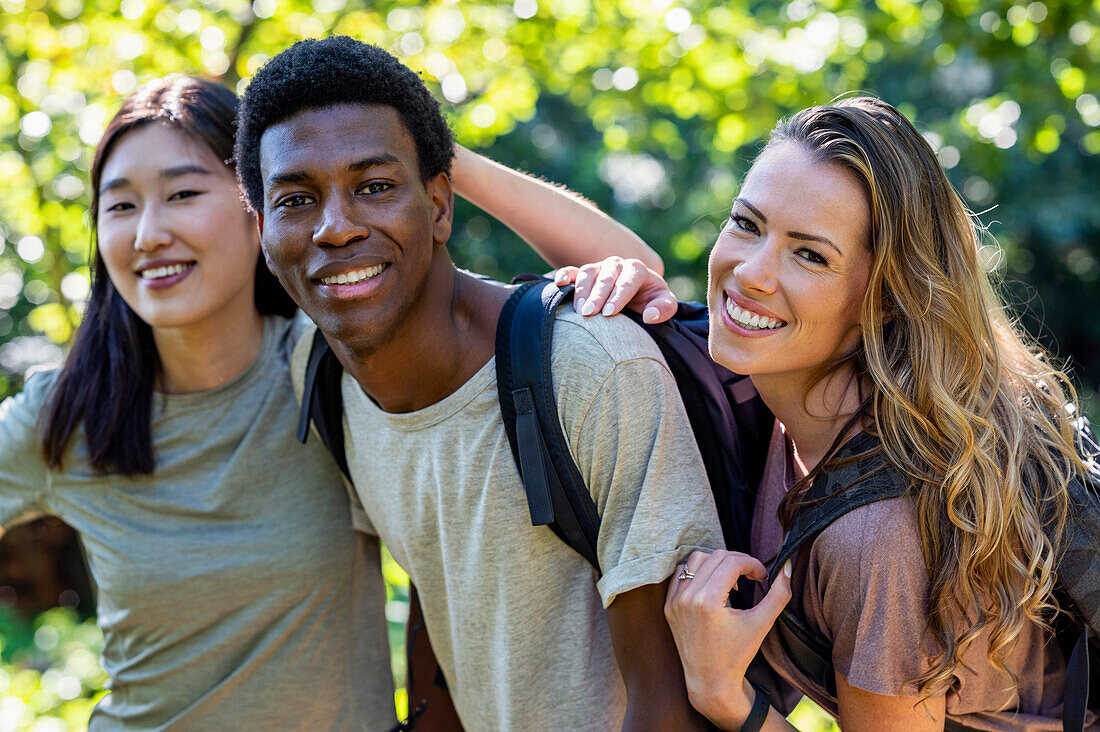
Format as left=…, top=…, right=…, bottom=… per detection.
left=557, top=98, right=1098, bottom=730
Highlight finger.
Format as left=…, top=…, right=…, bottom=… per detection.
left=672, top=549, right=737, bottom=607
left=581, top=257, right=623, bottom=317
left=665, top=563, right=687, bottom=608
left=600, top=259, right=647, bottom=316
left=573, top=263, right=601, bottom=313
left=641, top=292, right=679, bottom=324
left=685, top=552, right=769, bottom=607
left=750, top=560, right=793, bottom=628
left=666, top=550, right=712, bottom=603
left=554, top=266, right=579, bottom=286
left=682, top=549, right=712, bottom=577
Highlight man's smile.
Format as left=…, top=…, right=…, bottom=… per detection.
left=316, top=263, right=388, bottom=286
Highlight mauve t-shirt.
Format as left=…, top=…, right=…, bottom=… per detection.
left=751, top=420, right=1097, bottom=731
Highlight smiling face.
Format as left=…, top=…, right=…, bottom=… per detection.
left=96, top=123, right=260, bottom=332
left=257, top=103, right=452, bottom=355
left=707, top=141, right=873, bottom=389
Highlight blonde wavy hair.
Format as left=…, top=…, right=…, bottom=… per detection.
left=772, top=97, right=1087, bottom=698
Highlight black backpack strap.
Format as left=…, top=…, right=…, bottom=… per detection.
left=622, top=303, right=772, bottom=560
left=1063, top=627, right=1090, bottom=732
left=495, top=278, right=601, bottom=571
left=765, top=432, right=911, bottom=700
left=297, top=329, right=351, bottom=482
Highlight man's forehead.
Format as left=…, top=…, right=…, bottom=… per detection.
left=259, top=103, right=418, bottom=175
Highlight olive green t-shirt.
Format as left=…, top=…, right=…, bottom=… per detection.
left=0, top=314, right=395, bottom=731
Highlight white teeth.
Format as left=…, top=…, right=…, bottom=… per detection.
left=725, top=298, right=786, bottom=331
left=140, top=263, right=190, bottom=280
left=320, top=264, right=386, bottom=286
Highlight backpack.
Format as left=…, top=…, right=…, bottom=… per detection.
left=298, top=276, right=773, bottom=577
left=493, top=276, right=774, bottom=581
left=762, top=414, right=1100, bottom=732
left=298, top=276, right=1100, bottom=730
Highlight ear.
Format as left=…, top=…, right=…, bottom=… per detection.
left=426, top=171, right=454, bottom=247
left=255, top=212, right=277, bottom=275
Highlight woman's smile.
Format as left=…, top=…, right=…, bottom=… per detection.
left=720, top=290, right=788, bottom=337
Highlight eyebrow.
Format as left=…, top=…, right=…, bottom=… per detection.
left=100, top=164, right=213, bottom=194
left=734, top=197, right=843, bottom=257
left=267, top=154, right=403, bottom=188
left=348, top=153, right=401, bottom=172
left=161, top=164, right=213, bottom=179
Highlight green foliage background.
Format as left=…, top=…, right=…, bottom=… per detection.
left=1, top=0, right=1098, bottom=411
left=0, top=0, right=1098, bottom=727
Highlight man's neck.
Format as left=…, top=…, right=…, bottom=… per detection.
left=336, top=267, right=512, bottom=414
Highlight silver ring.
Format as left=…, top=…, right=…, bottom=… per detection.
left=677, top=568, right=695, bottom=581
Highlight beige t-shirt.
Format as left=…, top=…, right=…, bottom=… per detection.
left=293, top=306, right=723, bottom=731
left=753, top=421, right=1098, bottom=731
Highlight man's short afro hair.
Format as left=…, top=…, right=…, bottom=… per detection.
left=235, top=36, right=454, bottom=211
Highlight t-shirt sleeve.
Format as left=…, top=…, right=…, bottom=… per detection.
left=0, top=371, right=56, bottom=527
left=553, top=322, right=724, bottom=607
left=804, top=497, right=934, bottom=696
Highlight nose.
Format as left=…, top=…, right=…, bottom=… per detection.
left=133, top=204, right=172, bottom=252
left=313, top=193, right=368, bottom=248
left=732, top=239, right=779, bottom=295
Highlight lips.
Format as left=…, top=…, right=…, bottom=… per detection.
left=726, top=298, right=786, bottom=330
left=724, top=290, right=786, bottom=324
left=310, top=257, right=389, bottom=282
left=718, top=291, right=789, bottom=337
left=317, top=263, right=387, bottom=285
left=135, top=259, right=196, bottom=280
left=311, top=260, right=391, bottom=302
left=133, top=259, right=197, bottom=290
left=139, top=262, right=193, bottom=280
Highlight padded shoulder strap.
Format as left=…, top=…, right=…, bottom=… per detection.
left=297, top=329, right=351, bottom=482
left=495, top=278, right=601, bottom=571
left=767, top=431, right=911, bottom=701
left=769, top=431, right=907, bottom=579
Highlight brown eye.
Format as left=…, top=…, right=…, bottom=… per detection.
left=168, top=190, right=202, bottom=201
left=278, top=194, right=313, bottom=208
left=360, top=181, right=393, bottom=195
left=796, top=248, right=827, bottom=265
left=730, top=214, right=759, bottom=235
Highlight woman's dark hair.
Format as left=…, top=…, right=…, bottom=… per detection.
left=42, top=75, right=296, bottom=475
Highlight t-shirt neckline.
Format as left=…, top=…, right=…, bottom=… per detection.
left=347, top=356, right=497, bottom=432
left=155, top=315, right=281, bottom=412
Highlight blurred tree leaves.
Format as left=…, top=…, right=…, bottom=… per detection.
left=1, top=0, right=1097, bottom=414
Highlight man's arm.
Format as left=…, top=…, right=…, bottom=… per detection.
left=451, top=144, right=663, bottom=274
left=405, top=585, right=464, bottom=731
left=555, top=325, right=725, bottom=728
left=607, top=580, right=710, bottom=730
